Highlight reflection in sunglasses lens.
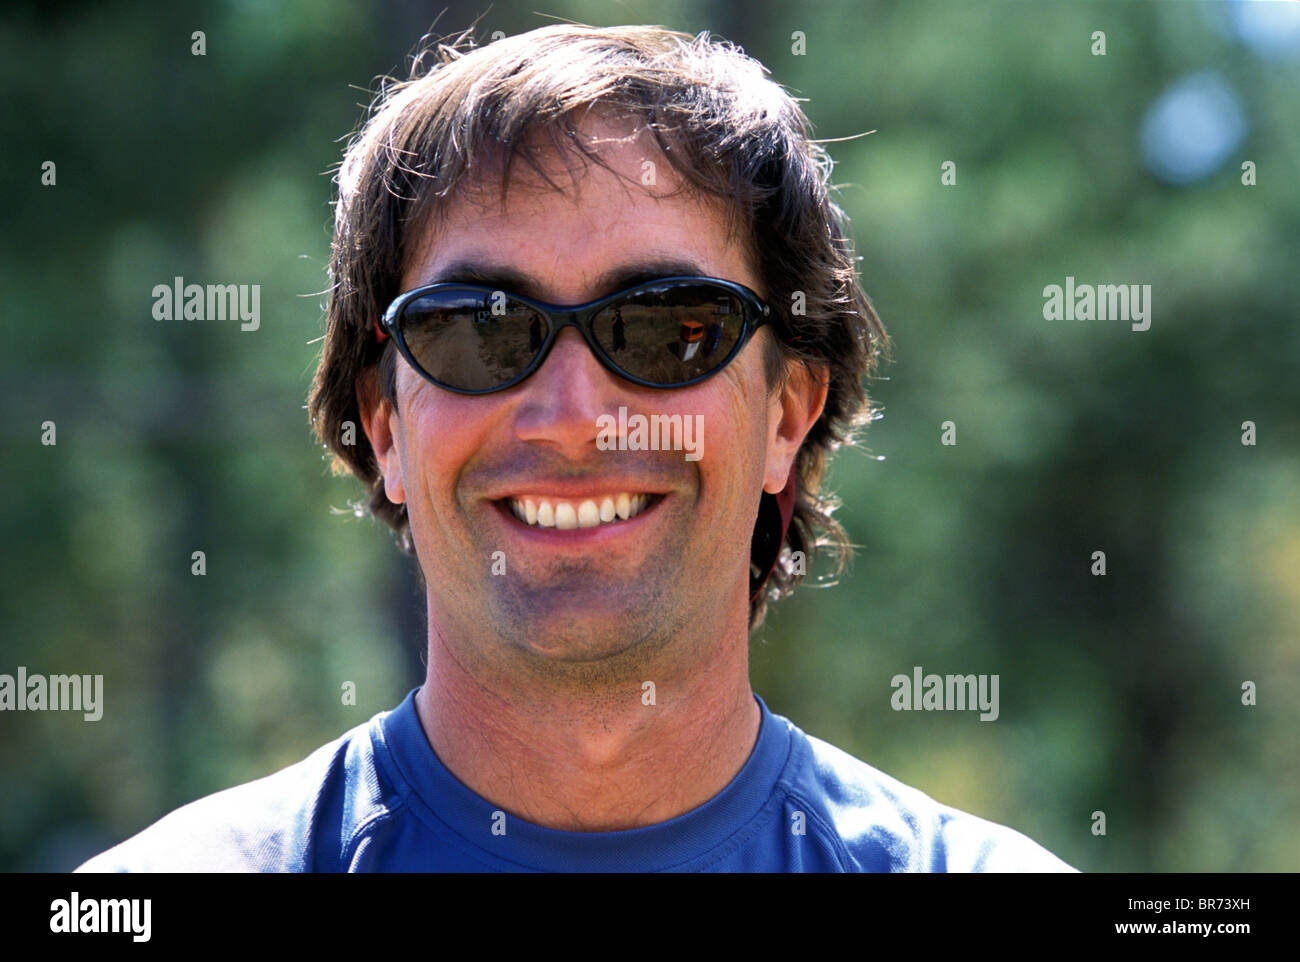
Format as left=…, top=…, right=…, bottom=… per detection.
left=594, top=286, right=743, bottom=384
left=403, top=290, right=536, bottom=392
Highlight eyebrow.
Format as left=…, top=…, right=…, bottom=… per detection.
left=421, top=258, right=715, bottom=304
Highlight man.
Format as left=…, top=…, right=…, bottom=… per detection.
left=78, top=24, right=1074, bottom=872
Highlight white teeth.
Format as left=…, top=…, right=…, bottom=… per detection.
left=555, top=503, right=578, bottom=530
left=505, top=492, right=654, bottom=529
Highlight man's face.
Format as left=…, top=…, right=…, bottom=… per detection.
left=364, top=114, right=816, bottom=667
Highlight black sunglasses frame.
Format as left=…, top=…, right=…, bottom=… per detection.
left=379, top=275, right=772, bottom=395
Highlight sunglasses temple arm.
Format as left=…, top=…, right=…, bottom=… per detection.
left=374, top=317, right=390, bottom=343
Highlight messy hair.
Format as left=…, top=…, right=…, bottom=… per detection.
left=307, top=23, right=889, bottom=629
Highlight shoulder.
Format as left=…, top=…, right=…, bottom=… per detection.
left=775, top=715, right=1077, bottom=872
left=75, top=712, right=395, bottom=873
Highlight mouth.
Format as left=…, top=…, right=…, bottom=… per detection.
left=497, top=492, right=662, bottom=530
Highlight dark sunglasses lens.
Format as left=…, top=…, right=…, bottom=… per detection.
left=593, top=284, right=747, bottom=384
left=399, top=289, right=544, bottom=391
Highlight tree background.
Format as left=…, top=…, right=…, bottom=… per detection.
left=1, top=0, right=1296, bottom=872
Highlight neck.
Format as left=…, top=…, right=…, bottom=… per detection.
left=413, top=600, right=760, bottom=832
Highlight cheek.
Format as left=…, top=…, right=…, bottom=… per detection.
left=717, top=356, right=771, bottom=459
left=396, top=376, right=484, bottom=505
left=690, top=364, right=768, bottom=494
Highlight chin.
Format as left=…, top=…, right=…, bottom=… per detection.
left=519, top=632, right=647, bottom=664
left=489, top=590, right=678, bottom=666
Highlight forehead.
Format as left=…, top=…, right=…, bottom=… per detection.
left=400, top=113, right=761, bottom=301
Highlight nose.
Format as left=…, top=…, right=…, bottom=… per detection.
left=511, top=326, right=619, bottom=457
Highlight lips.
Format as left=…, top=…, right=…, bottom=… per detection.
left=504, top=493, right=653, bottom=529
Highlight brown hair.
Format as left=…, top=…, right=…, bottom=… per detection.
left=307, top=23, right=889, bottom=628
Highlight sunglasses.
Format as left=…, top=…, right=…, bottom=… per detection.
left=376, top=276, right=771, bottom=394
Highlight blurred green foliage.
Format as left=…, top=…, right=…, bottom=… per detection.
left=1, top=0, right=1296, bottom=871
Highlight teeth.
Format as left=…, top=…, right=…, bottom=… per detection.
left=505, top=492, right=653, bottom=529
left=555, top=503, right=578, bottom=530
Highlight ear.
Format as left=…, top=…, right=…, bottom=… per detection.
left=764, top=359, right=828, bottom=494
left=356, top=363, right=406, bottom=505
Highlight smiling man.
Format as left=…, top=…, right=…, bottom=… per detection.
left=77, top=24, right=1074, bottom=872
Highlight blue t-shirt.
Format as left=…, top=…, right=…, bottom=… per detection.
left=76, top=689, right=1076, bottom=872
